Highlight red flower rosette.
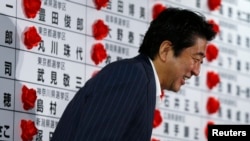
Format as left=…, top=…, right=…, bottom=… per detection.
left=20, top=120, right=38, bottom=141
left=23, top=0, right=42, bottom=18
left=151, top=138, right=160, bottom=141
left=21, top=85, right=37, bottom=110
left=92, top=19, right=109, bottom=40
left=24, top=26, right=42, bottom=50
left=92, top=70, right=100, bottom=77
left=160, top=90, right=165, bottom=100
left=206, top=44, right=219, bottom=62
left=204, top=121, right=214, bottom=139
left=152, top=3, right=166, bottom=20
left=94, top=0, right=109, bottom=10
left=153, top=109, right=163, bottom=128
left=91, top=43, right=107, bottom=65
left=206, top=96, right=220, bottom=114
left=206, top=71, right=220, bottom=90
left=208, top=0, right=221, bottom=11
left=208, top=19, right=220, bottom=34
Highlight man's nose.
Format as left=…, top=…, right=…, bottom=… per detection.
left=192, top=63, right=201, bottom=76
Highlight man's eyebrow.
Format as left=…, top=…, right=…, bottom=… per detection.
left=196, top=52, right=205, bottom=58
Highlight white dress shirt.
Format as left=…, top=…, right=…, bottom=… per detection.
left=148, top=58, right=162, bottom=107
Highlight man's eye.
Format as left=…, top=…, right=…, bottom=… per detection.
left=193, top=57, right=202, bottom=64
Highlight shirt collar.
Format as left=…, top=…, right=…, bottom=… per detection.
left=148, top=57, right=161, bottom=98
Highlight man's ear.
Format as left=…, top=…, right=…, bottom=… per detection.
left=159, top=40, right=172, bottom=61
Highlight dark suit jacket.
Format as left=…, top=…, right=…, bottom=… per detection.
left=51, top=54, right=156, bottom=141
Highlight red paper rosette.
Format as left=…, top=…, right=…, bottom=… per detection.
left=91, top=43, right=107, bottom=65
left=206, top=96, right=220, bottom=114
left=24, top=26, right=42, bottom=50
left=208, top=0, right=221, bottom=11
left=208, top=19, right=220, bottom=34
left=206, top=44, right=219, bottom=62
left=151, top=138, right=160, bottom=141
left=94, top=0, right=109, bottom=10
left=92, top=19, right=109, bottom=40
left=23, top=0, right=42, bottom=18
left=20, top=120, right=38, bottom=141
left=206, top=71, right=220, bottom=90
left=204, top=121, right=214, bottom=139
left=21, top=85, right=37, bottom=110
left=160, top=90, right=165, bottom=100
left=153, top=109, right=163, bottom=128
left=152, top=3, right=166, bottom=20
left=91, top=70, right=100, bottom=77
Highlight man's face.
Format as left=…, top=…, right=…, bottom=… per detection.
left=163, top=37, right=207, bottom=92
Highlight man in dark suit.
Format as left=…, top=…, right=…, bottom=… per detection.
left=51, top=7, right=216, bottom=141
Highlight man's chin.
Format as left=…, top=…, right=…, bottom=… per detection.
left=165, top=84, right=181, bottom=93
left=169, top=87, right=180, bottom=93
left=174, top=85, right=183, bottom=92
